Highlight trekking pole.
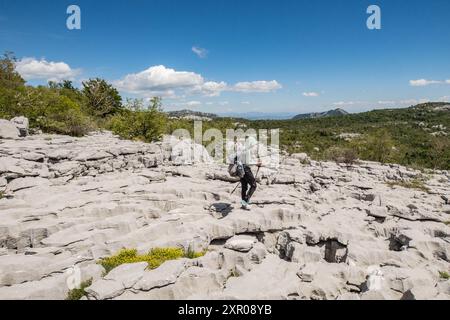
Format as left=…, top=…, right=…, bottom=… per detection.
left=230, top=165, right=261, bottom=196
left=230, top=182, right=240, bottom=196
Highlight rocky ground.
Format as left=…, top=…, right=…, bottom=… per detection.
left=0, top=130, right=450, bottom=300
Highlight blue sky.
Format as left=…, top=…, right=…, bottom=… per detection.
left=1, top=0, right=449, bottom=114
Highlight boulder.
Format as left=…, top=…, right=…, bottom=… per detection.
left=10, top=117, right=29, bottom=137
left=85, top=279, right=125, bottom=300
left=0, top=119, right=20, bottom=139
left=105, top=262, right=148, bottom=288
left=224, top=235, right=258, bottom=253
left=291, top=153, right=310, bottom=163
left=133, top=259, right=189, bottom=291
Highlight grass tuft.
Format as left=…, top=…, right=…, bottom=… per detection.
left=99, top=247, right=205, bottom=274
left=386, top=178, right=430, bottom=193
left=66, top=279, right=92, bottom=300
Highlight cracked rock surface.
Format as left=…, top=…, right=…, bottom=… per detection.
left=0, top=132, right=449, bottom=300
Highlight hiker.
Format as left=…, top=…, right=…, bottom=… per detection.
left=228, top=135, right=262, bottom=210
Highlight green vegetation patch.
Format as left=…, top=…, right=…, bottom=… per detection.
left=386, top=178, right=430, bottom=193
left=99, top=247, right=205, bottom=274
left=439, top=271, right=450, bottom=280
left=66, top=279, right=92, bottom=300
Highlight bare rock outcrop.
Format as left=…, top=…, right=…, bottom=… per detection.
left=0, top=130, right=449, bottom=300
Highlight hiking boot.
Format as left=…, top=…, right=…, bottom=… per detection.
left=241, top=200, right=251, bottom=210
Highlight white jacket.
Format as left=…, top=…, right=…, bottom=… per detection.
left=227, top=137, right=260, bottom=165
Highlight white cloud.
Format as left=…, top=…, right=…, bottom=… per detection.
left=409, top=79, right=442, bottom=86
left=219, top=101, right=229, bottom=106
left=114, top=65, right=282, bottom=98
left=15, top=57, right=80, bottom=81
left=192, top=46, right=208, bottom=59
left=233, top=80, right=282, bottom=93
left=333, top=101, right=358, bottom=106
left=446, top=80, right=450, bottom=84
left=302, top=91, right=319, bottom=97
left=186, top=101, right=201, bottom=107
left=377, top=100, right=396, bottom=105
left=193, top=81, right=228, bottom=97
left=114, top=65, right=204, bottom=97
left=241, top=101, right=251, bottom=105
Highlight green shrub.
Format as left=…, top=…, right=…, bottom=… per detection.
left=325, top=146, right=358, bottom=166
left=14, top=87, right=95, bottom=136
left=107, top=104, right=167, bottom=142
left=99, top=247, right=205, bottom=274
left=439, top=271, right=450, bottom=280
left=66, top=279, right=92, bottom=300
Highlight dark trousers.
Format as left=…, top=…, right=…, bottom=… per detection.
left=241, top=165, right=257, bottom=203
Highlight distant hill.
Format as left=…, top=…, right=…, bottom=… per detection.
left=410, top=102, right=450, bottom=112
left=292, top=108, right=349, bottom=120
left=218, top=112, right=298, bottom=120
left=166, top=110, right=218, bottom=120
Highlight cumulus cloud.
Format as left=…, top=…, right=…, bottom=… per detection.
left=114, top=65, right=204, bottom=97
left=446, top=80, right=450, bottom=84
left=192, top=46, right=208, bottom=59
left=302, top=92, right=319, bottom=97
left=241, top=101, right=251, bottom=105
left=15, top=57, right=80, bottom=81
left=233, top=80, right=282, bottom=93
left=193, top=81, right=228, bottom=97
left=409, top=79, right=442, bottom=86
left=114, top=65, right=282, bottom=97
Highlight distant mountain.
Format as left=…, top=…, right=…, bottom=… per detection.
left=292, top=108, right=349, bottom=120
left=217, top=112, right=298, bottom=120
left=166, top=110, right=218, bottom=120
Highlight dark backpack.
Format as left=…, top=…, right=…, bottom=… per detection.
left=228, top=157, right=245, bottom=178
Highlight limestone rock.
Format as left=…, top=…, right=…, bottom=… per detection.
left=224, top=235, right=258, bottom=253
left=10, top=117, right=29, bottom=137
left=0, top=119, right=20, bottom=139
left=133, top=259, right=188, bottom=291
left=6, top=177, right=49, bottom=192
left=0, top=132, right=449, bottom=300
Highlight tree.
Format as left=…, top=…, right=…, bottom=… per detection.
left=108, top=97, right=167, bottom=142
left=0, top=51, right=25, bottom=89
left=124, top=98, right=145, bottom=111
left=82, top=78, right=122, bottom=117
left=48, top=80, right=76, bottom=91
